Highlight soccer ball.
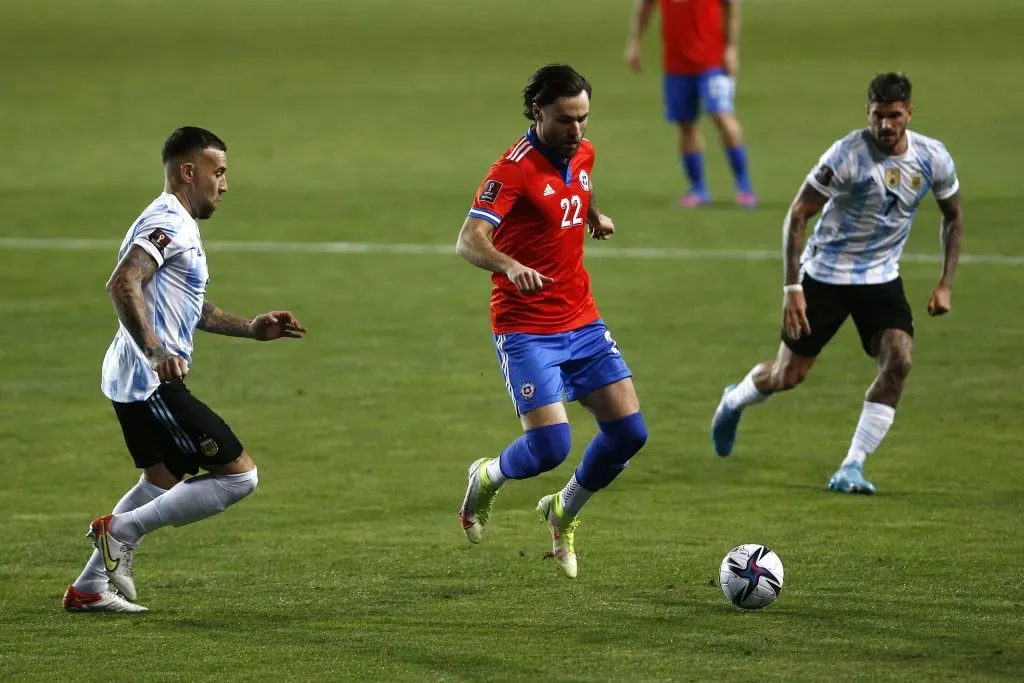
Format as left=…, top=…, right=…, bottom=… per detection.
left=719, top=544, right=784, bottom=609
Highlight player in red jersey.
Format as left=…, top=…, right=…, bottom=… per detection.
left=626, top=0, right=756, bottom=208
left=455, top=65, right=649, bottom=579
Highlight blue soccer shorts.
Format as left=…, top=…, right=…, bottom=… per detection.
left=492, top=319, right=633, bottom=416
left=663, top=68, right=735, bottom=123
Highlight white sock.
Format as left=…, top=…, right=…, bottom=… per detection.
left=485, top=458, right=507, bottom=488
left=73, top=475, right=166, bottom=594
left=724, top=367, right=771, bottom=411
left=110, top=468, right=258, bottom=545
left=842, top=402, right=896, bottom=468
left=558, top=473, right=593, bottom=519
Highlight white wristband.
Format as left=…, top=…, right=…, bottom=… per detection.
left=783, top=284, right=803, bottom=294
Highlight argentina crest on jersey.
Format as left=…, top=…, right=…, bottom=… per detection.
left=884, top=167, right=900, bottom=189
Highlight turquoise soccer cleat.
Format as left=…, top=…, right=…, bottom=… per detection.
left=827, top=463, right=876, bottom=495
left=711, top=384, right=742, bottom=457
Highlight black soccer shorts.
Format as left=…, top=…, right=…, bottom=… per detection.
left=781, top=274, right=914, bottom=358
left=112, top=381, right=245, bottom=479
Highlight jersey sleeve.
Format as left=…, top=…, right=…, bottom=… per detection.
left=130, top=212, right=189, bottom=268
left=468, top=160, right=524, bottom=228
left=931, top=144, right=959, bottom=200
left=805, top=139, right=854, bottom=198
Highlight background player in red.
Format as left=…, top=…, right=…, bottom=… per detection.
left=626, top=0, right=756, bottom=208
left=455, top=65, right=649, bottom=579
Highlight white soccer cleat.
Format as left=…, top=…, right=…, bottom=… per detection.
left=459, top=458, right=501, bottom=544
left=536, top=494, right=579, bottom=579
left=87, top=514, right=137, bottom=601
left=63, top=584, right=148, bottom=613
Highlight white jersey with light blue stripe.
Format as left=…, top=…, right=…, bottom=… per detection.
left=801, top=129, right=959, bottom=285
left=101, top=193, right=209, bottom=402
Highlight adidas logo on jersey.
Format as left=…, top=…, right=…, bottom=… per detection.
left=543, top=184, right=555, bottom=197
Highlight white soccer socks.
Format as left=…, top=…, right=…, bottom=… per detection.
left=558, top=472, right=593, bottom=519
left=842, top=402, right=896, bottom=468
left=110, top=468, right=258, bottom=544
left=73, top=475, right=166, bottom=595
left=724, top=367, right=771, bottom=412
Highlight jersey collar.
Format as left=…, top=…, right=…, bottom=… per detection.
left=527, top=127, right=575, bottom=185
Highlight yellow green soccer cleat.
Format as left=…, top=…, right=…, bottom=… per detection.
left=459, top=458, right=501, bottom=544
left=536, top=494, right=580, bottom=579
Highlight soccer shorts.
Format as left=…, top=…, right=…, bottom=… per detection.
left=663, top=68, right=735, bottom=123
left=493, top=318, right=633, bottom=416
left=111, top=381, right=245, bottom=479
left=781, top=275, right=915, bottom=358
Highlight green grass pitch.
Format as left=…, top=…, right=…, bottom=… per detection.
left=1, top=0, right=1022, bottom=680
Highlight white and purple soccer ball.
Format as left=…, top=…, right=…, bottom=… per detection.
left=720, top=544, right=784, bottom=609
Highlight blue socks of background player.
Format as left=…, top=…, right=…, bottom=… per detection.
left=725, top=145, right=753, bottom=193
left=683, top=147, right=753, bottom=196
left=498, top=423, right=572, bottom=479
left=682, top=152, right=707, bottom=196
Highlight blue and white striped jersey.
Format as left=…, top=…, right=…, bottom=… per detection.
left=101, top=193, right=209, bottom=402
left=801, top=129, right=959, bottom=285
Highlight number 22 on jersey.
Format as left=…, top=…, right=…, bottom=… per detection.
left=560, top=195, right=583, bottom=229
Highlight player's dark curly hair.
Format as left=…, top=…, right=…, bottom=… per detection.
left=867, top=72, right=912, bottom=105
left=522, top=64, right=592, bottom=120
left=161, top=126, right=227, bottom=164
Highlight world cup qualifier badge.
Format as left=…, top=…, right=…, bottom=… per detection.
left=198, top=434, right=220, bottom=458
left=814, top=165, right=834, bottom=187
left=520, top=381, right=536, bottom=400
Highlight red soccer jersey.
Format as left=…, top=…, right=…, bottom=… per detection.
left=659, top=0, right=727, bottom=74
left=468, top=129, right=601, bottom=335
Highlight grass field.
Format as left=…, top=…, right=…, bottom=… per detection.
left=1, top=0, right=1023, bottom=680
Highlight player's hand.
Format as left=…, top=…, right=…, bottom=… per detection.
left=505, top=263, right=553, bottom=296
left=625, top=40, right=643, bottom=72
left=782, top=290, right=811, bottom=340
left=723, top=45, right=739, bottom=76
left=588, top=213, right=615, bottom=240
left=251, top=311, right=307, bottom=341
left=927, top=284, right=952, bottom=317
left=147, top=347, right=188, bottom=382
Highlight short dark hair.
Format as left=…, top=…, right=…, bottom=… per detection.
left=522, top=64, right=592, bottom=120
left=867, top=72, right=912, bottom=105
left=161, top=126, right=227, bottom=164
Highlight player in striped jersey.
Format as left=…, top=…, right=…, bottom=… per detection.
left=63, top=127, right=306, bottom=613
left=710, top=73, right=964, bottom=494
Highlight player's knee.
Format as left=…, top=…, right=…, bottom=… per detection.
left=711, top=112, right=737, bottom=128
left=679, top=122, right=700, bottom=139
left=526, top=423, right=572, bottom=473
left=600, top=412, right=648, bottom=458
left=214, top=467, right=259, bottom=510
left=884, top=353, right=913, bottom=382
left=777, top=363, right=809, bottom=391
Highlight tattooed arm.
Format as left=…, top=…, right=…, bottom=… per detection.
left=937, top=191, right=963, bottom=289
left=781, top=183, right=828, bottom=339
left=927, top=190, right=963, bottom=316
left=106, top=245, right=187, bottom=381
left=198, top=301, right=254, bottom=338
left=199, top=301, right=308, bottom=341
left=783, top=183, right=828, bottom=285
